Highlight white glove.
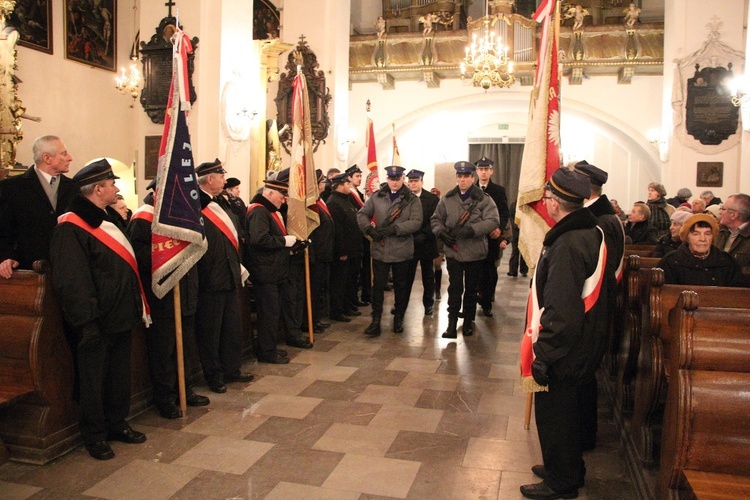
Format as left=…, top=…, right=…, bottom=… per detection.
left=284, top=235, right=296, bottom=247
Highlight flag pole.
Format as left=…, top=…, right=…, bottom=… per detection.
left=304, top=247, right=314, bottom=343
left=173, top=284, right=187, bottom=416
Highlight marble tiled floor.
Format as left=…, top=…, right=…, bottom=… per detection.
left=0, top=267, right=637, bottom=499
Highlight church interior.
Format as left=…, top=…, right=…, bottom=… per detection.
left=1, top=0, right=749, bottom=498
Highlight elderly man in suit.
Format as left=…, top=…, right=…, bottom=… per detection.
left=0, top=135, right=76, bottom=278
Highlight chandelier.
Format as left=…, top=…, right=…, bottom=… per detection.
left=115, top=0, right=141, bottom=102
left=460, top=9, right=515, bottom=91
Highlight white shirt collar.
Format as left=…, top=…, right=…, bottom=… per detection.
left=35, top=166, right=55, bottom=184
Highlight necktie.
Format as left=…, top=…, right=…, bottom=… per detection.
left=50, top=176, right=57, bottom=188
left=481, top=185, right=486, bottom=192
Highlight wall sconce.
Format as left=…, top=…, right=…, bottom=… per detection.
left=646, top=128, right=660, bottom=147
left=726, top=75, right=750, bottom=131
left=115, top=1, right=140, bottom=105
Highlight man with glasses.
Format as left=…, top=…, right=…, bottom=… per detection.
left=716, top=194, right=750, bottom=285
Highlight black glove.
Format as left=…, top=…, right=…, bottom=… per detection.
left=365, top=226, right=381, bottom=241
left=438, top=231, right=456, bottom=247
left=376, top=225, right=397, bottom=238
left=455, top=226, right=474, bottom=238
left=531, top=358, right=550, bottom=386
left=291, top=239, right=308, bottom=254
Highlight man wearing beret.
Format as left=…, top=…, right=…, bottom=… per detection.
left=0, top=135, right=77, bottom=279
left=357, top=166, right=422, bottom=336
left=195, top=159, right=254, bottom=392
left=574, top=160, right=625, bottom=452
left=431, top=161, right=499, bottom=338
left=50, top=159, right=150, bottom=460
left=223, top=177, right=247, bottom=222
left=326, top=172, right=363, bottom=323
left=473, top=156, right=509, bottom=317
left=405, top=169, right=440, bottom=315
left=520, top=168, right=608, bottom=499
left=127, top=180, right=210, bottom=419
left=245, top=168, right=313, bottom=364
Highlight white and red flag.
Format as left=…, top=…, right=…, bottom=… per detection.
left=364, top=118, right=380, bottom=196
left=518, top=0, right=562, bottom=392
left=286, top=69, right=320, bottom=240
left=151, top=28, right=207, bottom=299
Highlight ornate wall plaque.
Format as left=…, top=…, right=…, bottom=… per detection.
left=139, top=16, right=198, bottom=124
left=274, top=36, right=331, bottom=154
left=696, top=162, right=723, bottom=187
left=685, top=64, right=738, bottom=145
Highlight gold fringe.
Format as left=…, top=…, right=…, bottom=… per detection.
left=521, top=376, right=549, bottom=393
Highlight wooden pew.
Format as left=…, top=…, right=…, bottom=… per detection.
left=624, top=244, right=657, bottom=258
left=0, top=263, right=79, bottom=464
left=658, top=292, right=750, bottom=498
left=614, top=255, right=660, bottom=415
left=631, top=282, right=750, bottom=465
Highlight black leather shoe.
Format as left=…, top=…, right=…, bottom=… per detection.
left=483, top=307, right=493, bottom=317
left=355, top=300, right=370, bottom=307
left=520, top=482, right=578, bottom=499
left=318, top=322, right=331, bottom=329
left=365, top=320, right=381, bottom=337
left=275, top=349, right=288, bottom=357
left=346, top=309, right=362, bottom=317
left=225, top=372, right=254, bottom=383
left=462, top=321, right=474, bottom=337
left=186, top=392, right=210, bottom=407
left=208, top=382, right=227, bottom=393
left=107, top=426, right=147, bottom=444
left=158, top=404, right=181, bottom=419
left=425, top=306, right=433, bottom=315
left=287, top=337, right=314, bottom=349
left=259, top=352, right=290, bottom=364
left=435, top=290, right=441, bottom=300
left=531, top=465, right=585, bottom=489
left=330, top=314, right=351, bottom=322
left=86, top=441, right=115, bottom=460
left=507, top=272, right=518, bottom=277
left=390, top=307, right=396, bottom=315
left=522, top=272, right=528, bottom=277
left=393, top=315, right=404, bottom=333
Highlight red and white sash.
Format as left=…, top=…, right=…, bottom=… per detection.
left=315, top=199, right=331, bottom=218
left=58, top=212, right=152, bottom=327
left=202, top=202, right=249, bottom=283
left=350, top=189, right=364, bottom=208
left=131, top=204, right=154, bottom=223
left=247, top=203, right=287, bottom=235
left=520, top=227, right=607, bottom=391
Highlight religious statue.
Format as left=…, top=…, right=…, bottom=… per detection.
left=419, top=13, right=439, bottom=36
left=623, top=3, right=641, bottom=29
left=374, top=15, right=386, bottom=39
left=0, top=1, right=23, bottom=169
left=564, top=4, right=589, bottom=31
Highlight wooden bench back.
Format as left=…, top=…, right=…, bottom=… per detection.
left=624, top=244, right=657, bottom=258
left=659, top=297, right=750, bottom=497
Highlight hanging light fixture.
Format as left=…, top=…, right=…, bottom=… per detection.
left=115, top=0, right=141, bottom=103
left=460, top=2, right=515, bottom=91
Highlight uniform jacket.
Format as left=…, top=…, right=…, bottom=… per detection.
left=476, top=179, right=509, bottom=260
left=625, top=220, right=658, bottom=244
left=412, top=189, right=440, bottom=260
left=715, top=224, right=750, bottom=284
left=309, top=200, right=334, bottom=263
left=50, top=195, right=142, bottom=334
left=431, top=185, right=499, bottom=262
left=357, top=184, right=422, bottom=263
left=126, top=197, right=199, bottom=319
left=533, top=208, right=608, bottom=383
left=245, top=192, right=290, bottom=284
left=0, top=167, right=78, bottom=269
left=197, top=190, right=242, bottom=292
left=587, top=195, right=625, bottom=303
left=658, top=243, right=743, bottom=287
left=326, top=190, right=362, bottom=259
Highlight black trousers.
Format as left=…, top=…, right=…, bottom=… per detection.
left=509, top=226, right=528, bottom=275
left=329, top=257, right=350, bottom=317
left=346, top=254, right=363, bottom=310
left=145, top=314, right=197, bottom=409
left=371, top=259, right=410, bottom=317
left=361, top=241, right=372, bottom=302
left=77, top=328, right=132, bottom=444
left=254, top=277, right=302, bottom=357
left=446, top=258, right=482, bottom=321
left=535, top=380, right=586, bottom=492
left=306, top=260, right=330, bottom=325
left=195, top=289, right=243, bottom=385
left=406, top=256, right=435, bottom=309
left=478, top=253, right=499, bottom=310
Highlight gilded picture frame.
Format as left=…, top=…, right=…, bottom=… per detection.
left=64, top=0, right=117, bottom=72
left=9, top=0, right=53, bottom=54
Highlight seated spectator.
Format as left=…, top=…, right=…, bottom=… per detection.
left=715, top=193, right=750, bottom=285
left=691, top=197, right=707, bottom=214
left=658, top=213, right=742, bottom=287
left=706, top=204, right=721, bottom=221
left=667, top=187, right=692, bottom=208
left=701, top=190, right=722, bottom=207
left=653, top=210, right=692, bottom=258
left=625, top=202, right=658, bottom=244
left=610, top=198, right=628, bottom=222
left=646, top=182, right=673, bottom=237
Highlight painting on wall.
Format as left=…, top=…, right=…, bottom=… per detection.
left=696, top=162, right=723, bottom=188
left=64, top=0, right=116, bottom=71
left=9, top=0, right=53, bottom=54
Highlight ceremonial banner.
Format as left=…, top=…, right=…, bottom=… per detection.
left=518, top=0, right=562, bottom=393
left=287, top=70, right=320, bottom=240
left=365, top=118, right=380, bottom=195
left=151, top=28, right=207, bottom=299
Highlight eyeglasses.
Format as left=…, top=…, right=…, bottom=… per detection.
left=719, top=206, right=738, bottom=213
